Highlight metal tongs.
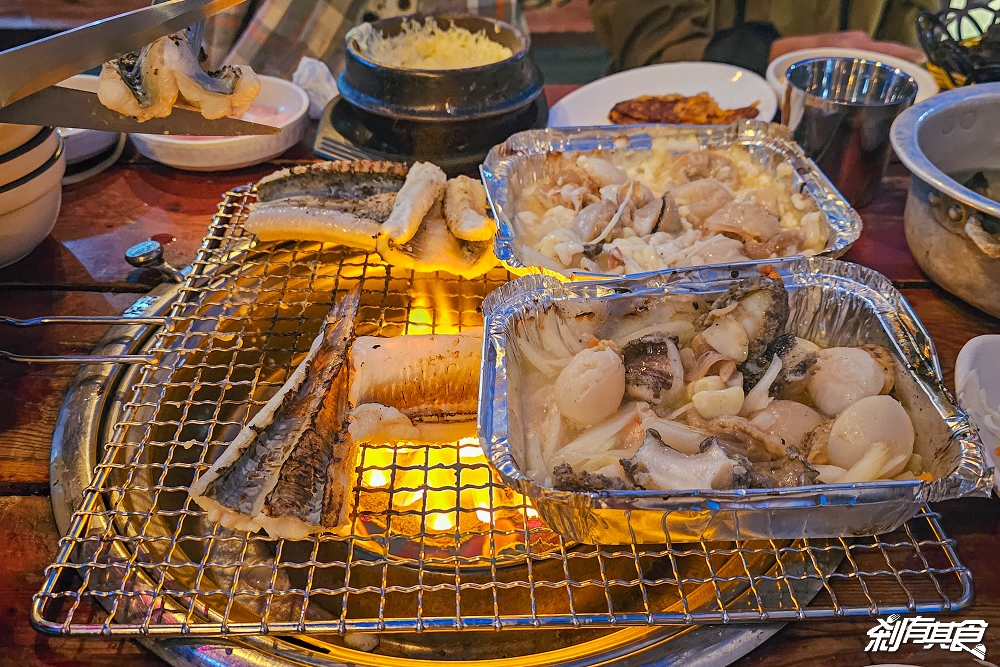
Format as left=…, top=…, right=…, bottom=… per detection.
left=0, top=0, right=278, bottom=136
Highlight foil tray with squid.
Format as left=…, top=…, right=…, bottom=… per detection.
left=479, top=256, right=993, bottom=544
left=481, top=120, right=863, bottom=279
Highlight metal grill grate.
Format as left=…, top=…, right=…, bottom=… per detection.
left=32, top=188, right=974, bottom=638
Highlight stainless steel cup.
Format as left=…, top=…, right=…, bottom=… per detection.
left=782, top=57, right=917, bottom=208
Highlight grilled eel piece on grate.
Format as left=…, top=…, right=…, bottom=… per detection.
left=243, top=159, right=497, bottom=278
left=189, top=285, right=361, bottom=540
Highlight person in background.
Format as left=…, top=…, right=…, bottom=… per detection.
left=588, top=0, right=932, bottom=76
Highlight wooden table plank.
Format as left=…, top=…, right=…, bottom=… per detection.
left=841, top=166, right=927, bottom=283
left=0, top=291, right=140, bottom=494
left=0, top=140, right=317, bottom=291
left=0, top=496, right=163, bottom=666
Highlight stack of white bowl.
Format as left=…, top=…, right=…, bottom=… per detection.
left=0, top=124, right=66, bottom=268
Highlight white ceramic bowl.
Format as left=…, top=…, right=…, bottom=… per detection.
left=0, top=123, right=42, bottom=157
left=56, top=74, right=122, bottom=164
left=0, top=128, right=59, bottom=188
left=548, top=61, right=778, bottom=127
left=0, top=138, right=66, bottom=268
left=130, top=75, right=310, bottom=172
left=767, top=48, right=939, bottom=105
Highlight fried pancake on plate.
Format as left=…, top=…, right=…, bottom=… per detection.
left=609, top=92, right=760, bottom=125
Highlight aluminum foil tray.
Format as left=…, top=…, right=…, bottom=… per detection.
left=479, top=256, right=993, bottom=544
left=481, top=120, right=863, bottom=278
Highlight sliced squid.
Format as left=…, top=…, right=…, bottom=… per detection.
left=443, top=175, right=496, bottom=242
left=375, top=197, right=498, bottom=279
left=379, top=162, right=447, bottom=244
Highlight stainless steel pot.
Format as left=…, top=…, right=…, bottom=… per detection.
left=891, top=82, right=1000, bottom=318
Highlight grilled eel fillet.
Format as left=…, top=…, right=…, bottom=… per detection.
left=245, top=159, right=497, bottom=278
left=189, top=286, right=361, bottom=540
left=349, top=329, right=482, bottom=422
left=244, top=161, right=409, bottom=251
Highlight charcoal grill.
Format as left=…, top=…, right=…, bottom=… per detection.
left=17, top=186, right=975, bottom=667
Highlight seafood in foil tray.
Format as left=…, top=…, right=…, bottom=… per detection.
left=512, top=272, right=927, bottom=493
left=189, top=286, right=483, bottom=539
left=244, top=160, right=497, bottom=278
left=514, top=145, right=831, bottom=275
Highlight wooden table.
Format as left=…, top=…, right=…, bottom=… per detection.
left=2, top=88, right=999, bottom=667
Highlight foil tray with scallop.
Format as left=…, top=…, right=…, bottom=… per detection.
left=478, top=256, right=993, bottom=544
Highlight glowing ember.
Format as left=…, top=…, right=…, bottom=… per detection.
left=344, top=268, right=561, bottom=561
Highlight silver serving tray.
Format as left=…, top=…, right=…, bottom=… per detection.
left=478, top=257, right=993, bottom=543
left=481, top=120, right=863, bottom=278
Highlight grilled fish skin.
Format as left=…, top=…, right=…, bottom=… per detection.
left=246, top=159, right=497, bottom=277
left=246, top=161, right=409, bottom=252
left=188, top=286, right=361, bottom=540
left=244, top=195, right=394, bottom=250
left=256, top=160, right=409, bottom=202
left=379, top=161, right=447, bottom=244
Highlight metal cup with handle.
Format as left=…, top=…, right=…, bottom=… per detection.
left=782, top=57, right=918, bottom=208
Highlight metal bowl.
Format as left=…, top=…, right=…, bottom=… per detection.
left=890, top=81, right=1000, bottom=317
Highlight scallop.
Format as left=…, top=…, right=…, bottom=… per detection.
left=554, top=342, right=626, bottom=426
left=807, top=346, right=894, bottom=416
left=826, top=395, right=914, bottom=477
left=749, top=400, right=824, bottom=449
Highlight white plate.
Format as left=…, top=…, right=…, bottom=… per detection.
left=766, top=48, right=939, bottom=105
left=56, top=74, right=122, bottom=164
left=0, top=123, right=42, bottom=157
left=130, top=75, right=309, bottom=172
left=62, top=134, right=127, bottom=186
left=955, top=335, right=1000, bottom=495
left=0, top=137, right=66, bottom=215
left=0, top=128, right=58, bottom=189
left=0, top=140, right=66, bottom=268
left=548, top=62, right=778, bottom=128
